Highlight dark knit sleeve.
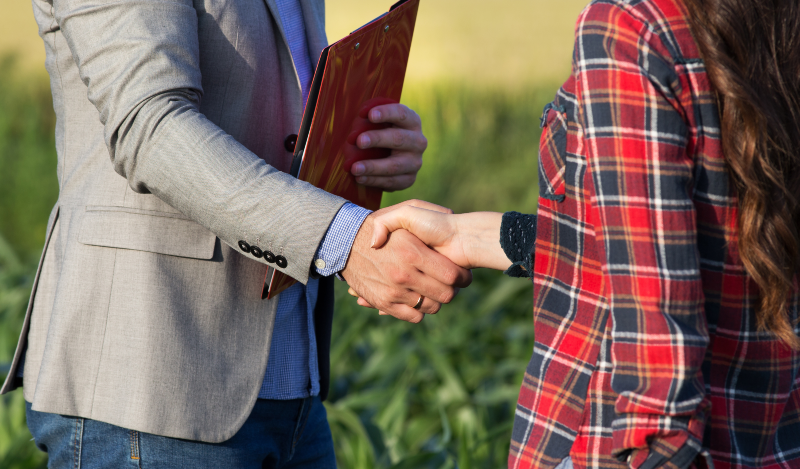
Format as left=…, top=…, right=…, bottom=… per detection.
left=500, top=211, right=537, bottom=278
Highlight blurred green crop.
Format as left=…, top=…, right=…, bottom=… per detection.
left=0, top=57, right=59, bottom=263
left=0, top=54, right=558, bottom=468
left=0, top=234, right=47, bottom=469
left=0, top=56, right=53, bottom=469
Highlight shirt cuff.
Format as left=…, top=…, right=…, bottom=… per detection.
left=313, top=202, right=372, bottom=277
left=612, top=400, right=709, bottom=469
left=499, top=211, right=537, bottom=278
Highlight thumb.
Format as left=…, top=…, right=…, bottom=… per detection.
left=396, top=199, right=453, bottom=215
left=371, top=206, right=418, bottom=249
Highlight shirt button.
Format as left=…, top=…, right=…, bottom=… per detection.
left=264, top=251, right=276, bottom=263
left=284, top=134, right=298, bottom=153
left=250, top=246, right=263, bottom=258
left=275, top=256, right=288, bottom=268
left=237, top=240, right=251, bottom=253
left=314, top=259, right=326, bottom=270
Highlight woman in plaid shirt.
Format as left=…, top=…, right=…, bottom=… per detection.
left=367, top=0, right=800, bottom=467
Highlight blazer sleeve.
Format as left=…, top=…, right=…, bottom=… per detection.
left=52, top=0, right=346, bottom=283
left=575, top=3, right=711, bottom=468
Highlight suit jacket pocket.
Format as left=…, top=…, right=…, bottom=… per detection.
left=78, top=206, right=217, bottom=259
left=538, top=101, right=568, bottom=202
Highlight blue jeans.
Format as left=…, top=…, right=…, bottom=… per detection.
left=26, top=396, right=336, bottom=469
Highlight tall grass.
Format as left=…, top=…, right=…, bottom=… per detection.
left=385, top=84, right=552, bottom=214
left=0, top=234, right=46, bottom=469
left=0, top=56, right=58, bottom=262
left=327, top=269, right=535, bottom=468
left=0, top=55, right=52, bottom=469
left=0, top=57, right=558, bottom=468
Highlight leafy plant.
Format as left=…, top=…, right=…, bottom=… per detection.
left=0, top=55, right=58, bottom=263
left=0, top=234, right=46, bottom=469
left=326, top=269, right=534, bottom=469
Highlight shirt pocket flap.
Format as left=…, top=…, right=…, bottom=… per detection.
left=538, top=102, right=568, bottom=202
left=78, top=206, right=217, bottom=260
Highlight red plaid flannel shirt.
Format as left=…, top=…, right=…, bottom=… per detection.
left=509, top=1, right=800, bottom=468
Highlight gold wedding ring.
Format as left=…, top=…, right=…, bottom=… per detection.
left=413, top=295, right=424, bottom=309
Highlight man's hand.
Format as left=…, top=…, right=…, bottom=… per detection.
left=351, top=103, right=427, bottom=191
left=340, top=209, right=472, bottom=323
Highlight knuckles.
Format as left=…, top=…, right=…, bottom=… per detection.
left=408, top=314, right=424, bottom=324
left=418, top=135, right=428, bottom=152
left=387, top=267, right=413, bottom=287
left=438, top=288, right=456, bottom=305
left=375, top=294, right=400, bottom=312
left=395, top=246, right=421, bottom=266
left=409, top=157, right=423, bottom=172
left=381, top=176, right=404, bottom=193
left=391, top=131, right=406, bottom=148
left=387, top=160, right=402, bottom=175
left=397, top=106, right=409, bottom=122
left=439, top=267, right=462, bottom=286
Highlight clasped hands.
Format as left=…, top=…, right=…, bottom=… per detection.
left=341, top=103, right=509, bottom=323
left=341, top=201, right=510, bottom=322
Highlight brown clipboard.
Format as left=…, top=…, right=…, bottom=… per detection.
left=263, top=0, right=420, bottom=299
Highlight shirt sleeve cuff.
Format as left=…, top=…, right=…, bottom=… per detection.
left=622, top=435, right=702, bottom=469
left=312, top=202, right=372, bottom=277
left=500, top=211, right=537, bottom=278
left=612, top=401, right=709, bottom=469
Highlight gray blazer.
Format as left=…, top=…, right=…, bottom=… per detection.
left=1, top=0, right=347, bottom=443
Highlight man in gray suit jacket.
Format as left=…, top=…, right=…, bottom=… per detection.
left=1, top=0, right=471, bottom=466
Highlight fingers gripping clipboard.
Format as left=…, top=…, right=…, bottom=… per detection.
left=263, top=0, right=420, bottom=299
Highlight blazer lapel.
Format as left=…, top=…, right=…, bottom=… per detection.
left=262, top=0, right=291, bottom=55
left=263, top=0, right=327, bottom=62
left=262, top=0, right=305, bottom=105
left=299, top=0, right=328, bottom=62
left=263, top=0, right=328, bottom=92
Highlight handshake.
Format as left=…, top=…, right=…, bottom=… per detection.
left=333, top=102, right=512, bottom=322
left=340, top=200, right=511, bottom=323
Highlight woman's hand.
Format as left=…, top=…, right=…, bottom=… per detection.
left=371, top=202, right=474, bottom=269
left=371, top=201, right=511, bottom=271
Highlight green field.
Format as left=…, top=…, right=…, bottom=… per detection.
left=0, top=0, right=584, bottom=467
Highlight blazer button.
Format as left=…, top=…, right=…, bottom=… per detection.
left=238, top=241, right=251, bottom=253
left=250, top=246, right=263, bottom=258
left=284, top=134, right=298, bottom=153
left=264, top=251, right=276, bottom=263
left=275, top=256, right=288, bottom=268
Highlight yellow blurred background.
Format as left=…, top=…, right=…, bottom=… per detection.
left=3, top=0, right=587, bottom=86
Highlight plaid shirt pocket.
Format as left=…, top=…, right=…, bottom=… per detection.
left=538, top=102, right=568, bottom=202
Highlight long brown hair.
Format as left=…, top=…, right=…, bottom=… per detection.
left=682, top=0, right=800, bottom=348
